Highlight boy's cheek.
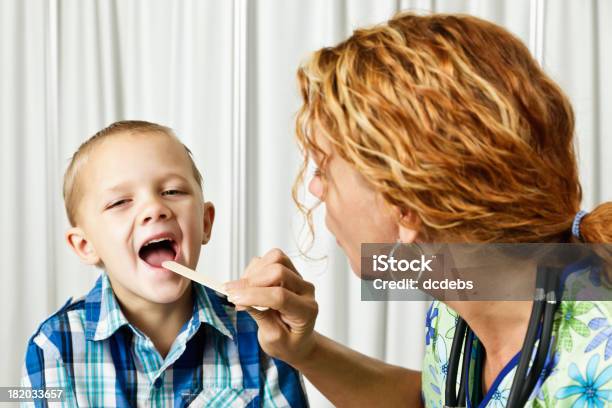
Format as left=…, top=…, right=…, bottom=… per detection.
left=91, top=226, right=134, bottom=257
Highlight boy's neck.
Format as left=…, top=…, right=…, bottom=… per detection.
left=115, top=284, right=194, bottom=359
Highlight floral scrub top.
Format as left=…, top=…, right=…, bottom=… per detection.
left=421, top=259, right=611, bottom=407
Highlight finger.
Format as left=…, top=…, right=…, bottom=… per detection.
left=227, top=286, right=317, bottom=318
left=260, top=248, right=302, bottom=278
left=243, top=256, right=263, bottom=278
left=224, top=249, right=312, bottom=294
left=244, top=263, right=315, bottom=295
left=243, top=307, right=290, bottom=337
left=224, top=264, right=315, bottom=296
left=223, top=278, right=249, bottom=292
left=236, top=304, right=269, bottom=313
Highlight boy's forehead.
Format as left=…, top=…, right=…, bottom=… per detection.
left=84, top=132, right=196, bottom=190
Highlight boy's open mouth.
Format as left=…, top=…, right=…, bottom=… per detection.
left=138, top=238, right=178, bottom=268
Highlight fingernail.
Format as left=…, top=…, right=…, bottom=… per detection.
left=223, top=280, right=244, bottom=291
left=223, top=282, right=236, bottom=291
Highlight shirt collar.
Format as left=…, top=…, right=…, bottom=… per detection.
left=558, top=253, right=609, bottom=299
left=84, top=273, right=236, bottom=341
left=191, top=281, right=236, bottom=340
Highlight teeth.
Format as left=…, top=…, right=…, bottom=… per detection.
left=143, top=237, right=173, bottom=247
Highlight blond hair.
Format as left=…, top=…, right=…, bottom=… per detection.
left=293, top=13, right=611, bottom=243
left=63, top=120, right=203, bottom=226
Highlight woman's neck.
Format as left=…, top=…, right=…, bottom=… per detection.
left=446, top=300, right=534, bottom=393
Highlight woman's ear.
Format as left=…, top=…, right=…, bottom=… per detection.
left=65, top=227, right=101, bottom=265
left=397, top=210, right=420, bottom=244
left=201, top=202, right=215, bottom=245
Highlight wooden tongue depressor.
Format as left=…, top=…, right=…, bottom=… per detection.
left=161, top=261, right=269, bottom=312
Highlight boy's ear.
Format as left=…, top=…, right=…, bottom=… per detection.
left=65, top=227, right=101, bottom=265
left=201, top=202, right=215, bottom=245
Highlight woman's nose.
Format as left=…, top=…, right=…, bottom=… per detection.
left=139, top=199, right=172, bottom=225
left=308, top=176, right=324, bottom=200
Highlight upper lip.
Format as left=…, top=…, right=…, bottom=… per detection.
left=137, top=231, right=180, bottom=255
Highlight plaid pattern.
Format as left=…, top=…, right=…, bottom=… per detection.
left=22, top=273, right=308, bottom=407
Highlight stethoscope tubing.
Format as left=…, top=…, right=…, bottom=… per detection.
left=445, top=266, right=560, bottom=408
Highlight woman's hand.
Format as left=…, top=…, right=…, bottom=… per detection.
left=225, top=248, right=423, bottom=407
left=223, top=248, right=319, bottom=367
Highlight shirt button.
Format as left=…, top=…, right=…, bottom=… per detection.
left=154, top=377, right=163, bottom=389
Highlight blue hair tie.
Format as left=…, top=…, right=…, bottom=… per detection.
left=571, top=210, right=588, bottom=239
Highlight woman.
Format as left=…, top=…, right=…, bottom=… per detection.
left=225, top=13, right=612, bottom=407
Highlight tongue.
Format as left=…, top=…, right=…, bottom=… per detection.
left=141, top=247, right=175, bottom=267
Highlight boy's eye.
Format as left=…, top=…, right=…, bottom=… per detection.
left=162, top=189, right=185, bottom=196
left=106, top=199, right=129, bottom=209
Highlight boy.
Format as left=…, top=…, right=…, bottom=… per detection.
left=21, top=121, right=308, bottom=407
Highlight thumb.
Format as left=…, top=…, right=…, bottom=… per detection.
left=243, top=307, right=285, bottom=332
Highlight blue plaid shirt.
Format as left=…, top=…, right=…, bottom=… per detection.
left=21, top=273, right=308, bottom=407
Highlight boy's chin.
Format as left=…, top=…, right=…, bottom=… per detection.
left=134, top=262, right=192, bottom=304
left=142, top=279, right=192, bottom=304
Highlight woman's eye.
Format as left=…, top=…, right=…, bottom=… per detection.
left=313, top=168, right=324, bottom=177
left=107, top=199, right=129, bottom=209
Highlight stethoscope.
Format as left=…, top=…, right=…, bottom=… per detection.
left=444, top=265, right=560, bottom=408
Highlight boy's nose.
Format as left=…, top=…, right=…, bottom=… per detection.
left=139, top=200, right=172, bottom=225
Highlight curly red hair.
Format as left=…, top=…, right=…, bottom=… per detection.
left=293, top=13, right=611, bottom=243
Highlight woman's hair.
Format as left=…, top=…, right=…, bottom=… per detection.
left=293, top=12, right=611, bottom=243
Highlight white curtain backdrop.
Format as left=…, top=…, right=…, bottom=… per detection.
left=1, top=1, right=610, bottom=407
